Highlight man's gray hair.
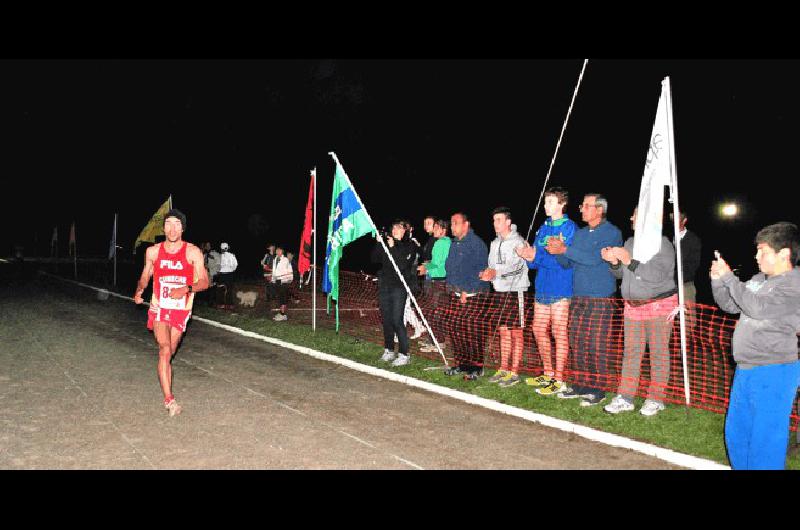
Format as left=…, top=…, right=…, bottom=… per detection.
left=585, top=193, right=608, bottom=217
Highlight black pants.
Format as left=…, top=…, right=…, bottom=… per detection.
left=568, top=296, right=617, bottom=397
left=216, top=272, right=235, bottom=305
left=423, top=279, right=448, bottom=346
left=446, top=292, right=489, bottom=372
left=379, top=285, right=408, bottom=354
left=275, top=282, right=289, bottom=307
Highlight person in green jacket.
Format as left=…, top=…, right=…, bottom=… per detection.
left=417, top=219, right=451, bottom=353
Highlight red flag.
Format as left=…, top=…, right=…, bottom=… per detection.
left=298, top=171, right=314, bottom=277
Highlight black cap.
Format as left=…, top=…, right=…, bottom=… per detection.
left=164, top=208, right=187, bottom=230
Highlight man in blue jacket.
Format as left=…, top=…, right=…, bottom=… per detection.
left=443, top=212, right=490, bottom=378
left=546, top=193, right=623, bottom=406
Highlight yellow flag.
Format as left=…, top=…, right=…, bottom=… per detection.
left=134, top=196, right=172, bottom=249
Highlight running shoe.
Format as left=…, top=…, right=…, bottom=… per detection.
left=498, top=374, right=521, bottom=388
left=603, top=395, right=635, bottom=414
left=488, top=370, right=510, bottom=383
left=639, top=399, right=666, bottom=417
left=525, top=374, right=552, bottom=387
left=165, top=399, right=182, bottom=417
left=536, top=380, right=569, bottom=396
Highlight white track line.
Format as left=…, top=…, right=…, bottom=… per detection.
left=50, top=273, right=729, bottom=470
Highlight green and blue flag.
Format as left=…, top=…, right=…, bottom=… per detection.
left=322, top=156, right=375, bottom=330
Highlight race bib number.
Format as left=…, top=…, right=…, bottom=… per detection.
left=159, top=281, right=187, bottom=310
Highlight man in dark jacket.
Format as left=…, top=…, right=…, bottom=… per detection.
left=444, top=212, right=490, bottom=378
left=670, top=211, right=702, bottom=329
left=371, top=220, right=417, bottom=367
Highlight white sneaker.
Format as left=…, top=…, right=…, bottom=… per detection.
left=603, top=395, right=635, bottom=414
left=391, top=353, right=410, bottom=366
left=639, top=399, right=665, bottom=417
left=380, top=349, right=396, bottom=362
left=273, top=313, right=288, bottom=321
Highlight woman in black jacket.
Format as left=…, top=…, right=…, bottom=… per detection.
left=371, top=219, right=417, bottom=366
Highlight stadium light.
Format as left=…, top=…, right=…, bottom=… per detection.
left=719, top=202, right=739, bottom=218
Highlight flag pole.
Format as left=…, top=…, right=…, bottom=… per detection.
left=312, top=167, right=317, bottom=333
left=664, top=77, right=690, bottom=407
left=73, top=223, right=78, bottom=280
left=525, top=58, right=588, bottom=241
left=328, top=152, right=449, bottom=367
left=113, top=213, right=118, bottom=287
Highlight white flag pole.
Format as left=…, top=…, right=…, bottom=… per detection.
left=312, top=168, right=317, bottom=333
left=663, top=77, right=690, bottom=407
left=328, top=152, right=449, bottom=367
left=73, top=223, right=78, bottom=280
left=113, top=213, right=118, bottom=287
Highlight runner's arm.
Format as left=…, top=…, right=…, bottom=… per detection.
left=133, top=246, right=157, bottom=303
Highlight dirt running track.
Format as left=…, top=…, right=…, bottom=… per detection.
left=0, top=270, right=679, bottom=469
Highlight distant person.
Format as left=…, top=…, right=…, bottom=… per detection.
left=711, top=222, right=800, bottom=470
left=417, top=218, right=451, bottom=354
left=602, top=207, right=677, bottom=417
left=516, top=187, right=576, bottom=395
left=205, top=243, right=221, bottom=306
left=270, top=246, right=294, bottom=321
left=547, top=193, right=623, bottom=406
left=216, top=242, right=238, bottom=308
left=400, top=221, right=426, bottom=341
left=481, top=207, right=529, bottom=388
left=670, top=210, right=702, bottom=329
left=261, top=244, right=277, bottom=303
left=443, top=212, right=490, bottom=378
left=418, top=215, right=436, bottom=293
left=285, top=250, right=301, bottom=302
left=372, top=220, right=417, bottom=366
left=133, top=209, right=209, bottom=417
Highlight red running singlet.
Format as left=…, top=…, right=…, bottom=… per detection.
left=147, top=242, right=196, bottom=332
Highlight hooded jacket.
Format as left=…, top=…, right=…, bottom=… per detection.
left=488, top=224, right=530, bottom=292
left=527, top=216, right=576, bottom=300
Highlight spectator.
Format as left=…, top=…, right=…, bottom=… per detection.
left=204, top=243, right=221, bottom=306
left=270, top=246, right=294, bottom=321
left=216, top=242, right=239, bottom=308
left=285, top=250, right=301, bottom=303
left=547, top=193, right=624, bottom=406
left=401, top=222, right=426, bottom=340
left=516, top=187, right=577, bottom=395
left=261, top=244, right=277, bottom=304
left=711, top=222, right=800, bottom=470
left=418, top=218, right=451, bottom=354
left=443, top=212, right=490, bottom=378
left=602, top=207, right=677, bottom=417
left=419, top=215, right=437, bottom=292
left=286, top=251, right=299, bottom=286
left=670, top=210, right=702, bottom=329
left=371, top=220, right=417, bottom=367
left=481, top=207, right=529, bottom=388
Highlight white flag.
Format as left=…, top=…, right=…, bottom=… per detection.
left=632, top=78, right=675, bottom=263
left=108, top=214, right=117, bottom=260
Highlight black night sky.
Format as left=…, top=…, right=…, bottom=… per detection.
left=2, top=59, right=799, bottom=303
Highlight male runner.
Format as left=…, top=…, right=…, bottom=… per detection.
left=134, top=209, right=209, bottom=416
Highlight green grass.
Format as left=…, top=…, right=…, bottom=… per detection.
left=198, top=305, right=800, bottom=469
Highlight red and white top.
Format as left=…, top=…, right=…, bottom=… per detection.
left=150, top=242, right=195, bottom=312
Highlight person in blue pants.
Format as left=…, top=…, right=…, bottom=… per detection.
left=711, top=222, right=800, bottom=470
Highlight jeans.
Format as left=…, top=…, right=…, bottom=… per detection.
left=379, top=286, right=409, bottom=354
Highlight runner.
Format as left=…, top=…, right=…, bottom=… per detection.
left=133, top=209, right=209, bottom=416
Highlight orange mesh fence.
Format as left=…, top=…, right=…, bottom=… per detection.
left=228, top=266, right=799, bottom=432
